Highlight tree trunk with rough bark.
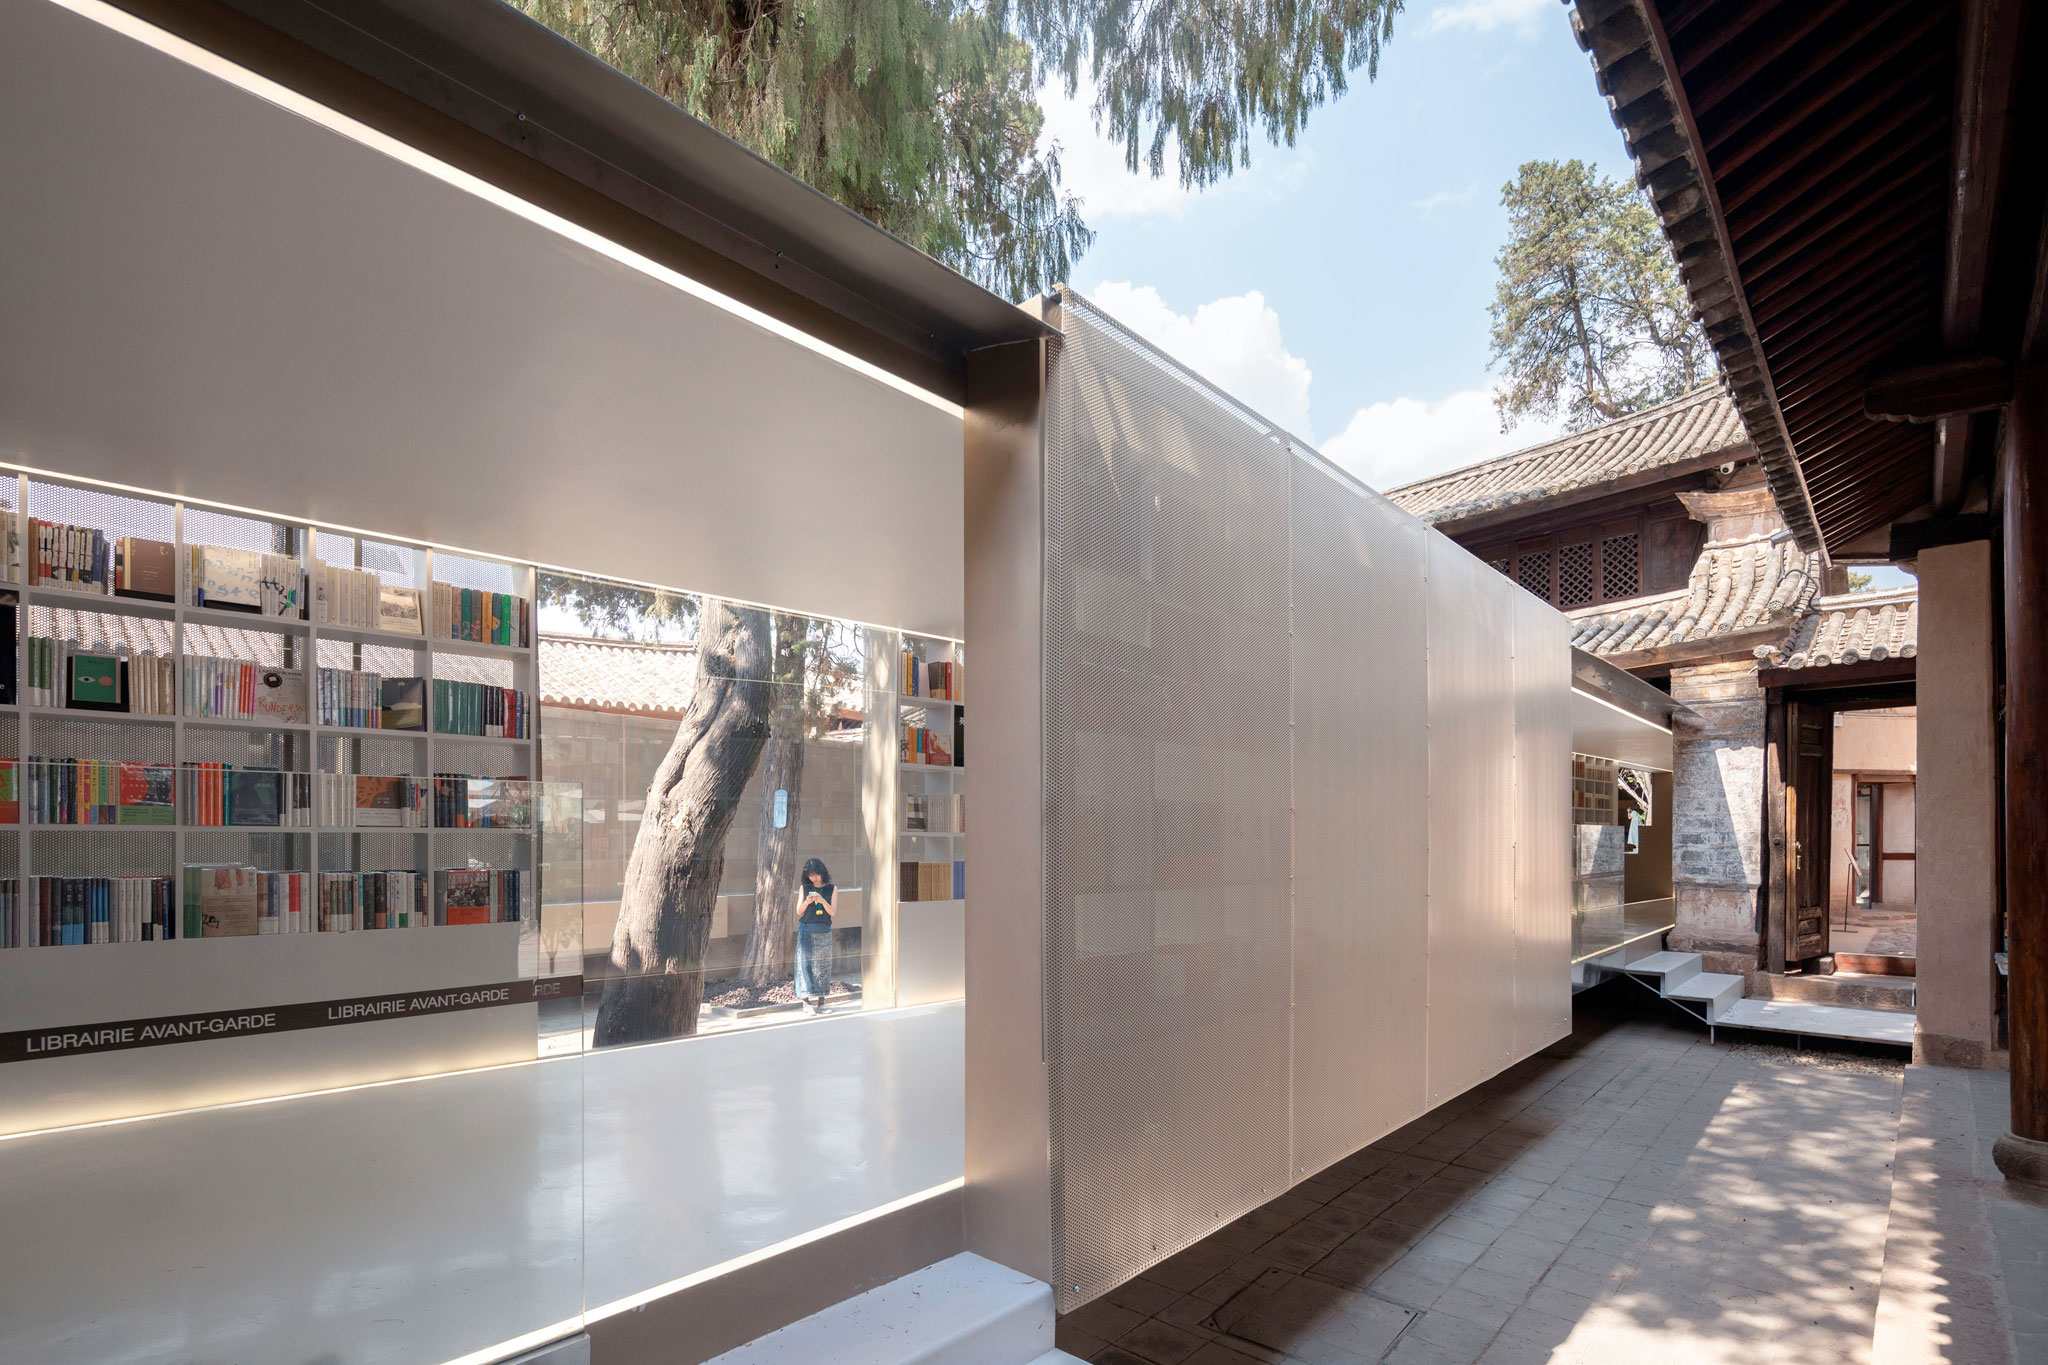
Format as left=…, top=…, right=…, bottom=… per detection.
left=741, top=613, right=812, bottom=987
left=592, top=601, right=772, bottom=1047
left=741, top=710, right=806, bottom=988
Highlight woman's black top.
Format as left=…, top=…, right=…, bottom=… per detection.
left=799, top=883, right=834, bottom=927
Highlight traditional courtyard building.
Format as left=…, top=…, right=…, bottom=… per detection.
left=1388, top=386, right=1922, bottom=992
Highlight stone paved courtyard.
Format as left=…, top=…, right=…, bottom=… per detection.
left=1055, top=988, right=1916, bottom=1365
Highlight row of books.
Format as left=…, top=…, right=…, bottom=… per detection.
left=6, top=759, right=526, bottom=829
left=21, top=637, right=176, bottom=715
left=21, top=758, right=174, bottom=826
left=315, top=564, right=423, bottom=634
left=190, top=546, right=304, bottom=617
left=432, top=584, right=532, bottom=647
left=900, top=654, right=961, bottom=701
left=432, top=679, right=529, bottom=738
left=437, top=869, right=526, bottom=924
left=901, top=723, right=956, bottom=766
left=902, top=792, right=966, bottom=833
left=898, top=859, right=966, bottom=902
left=316, top=772, right=430, bottom=828
left=187, top=656, right=303, bottom=722
left=184, top=763, right=313, bottom=828
left=317, top=668, right=425, bottom=730
left=434, top=775, right=533, bottom=828
left=0, top=875, right=178, bottom=946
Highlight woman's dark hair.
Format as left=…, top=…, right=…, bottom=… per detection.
left=801, top=858, right=833, bottom=897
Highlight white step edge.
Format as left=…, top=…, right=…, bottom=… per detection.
left=1625, top=950, right=1702, bottom=989
left=1716, top=998, right=1915, bottom=1046
left=1665, top=972, right=1745, bottom=1021
left=1027, top=1353, right=1091, bottom=1365
left=704, top=1252, right=1055, bottom=1365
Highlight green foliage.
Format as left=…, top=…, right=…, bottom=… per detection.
left=1018, top=0, right=1403, bottom=187
left=1847, top=570, right=1874, bottom=592
left=1489, top=159, right=1713, bottom=432
left=514, top=0, right=1090, bottom=298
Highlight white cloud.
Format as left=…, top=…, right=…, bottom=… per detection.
left=1409, top=181, right=1480, bottom=218
left=1038, top=83, right=1192, bottom=221
left=1318, top=388, right=1567, bottom=491
left=1425, top=0, right=1554, bottom=36
left=1086, top=282, right=1315, bottom=435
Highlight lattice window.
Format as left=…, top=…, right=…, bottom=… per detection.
left=1602, top=533, right=1640, bottom=600
left=1516, top=550, right=1551, bottom=598
left=1556, top=542, right=1596, bottom=608
left=1487, top=557, right=1510, bottom=577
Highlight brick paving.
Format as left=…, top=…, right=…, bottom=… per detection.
left=1055, top=989, right=1906, bottom=1365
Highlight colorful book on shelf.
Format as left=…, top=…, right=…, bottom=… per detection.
left=377, top=585, right=424, bottom=636
left=380, top=676, right=427, bottom=731
left=432, top=584, right=531, bottom=646
left=436, top=868, right=523, bottom=925
left=352, top=775, right=414, bottom=828
left=187, top=864, right=260, bottom=938
left=0, top=592, right=14, bottom=705
left=30, top=519, right=114, bottom=593
left=431, top=679, right=528, bottom=738
left=113, top=537, right=176, bottom=602
left=0, top=761, right=16, bottom=825
left=66, top=653, right=123, bottom=710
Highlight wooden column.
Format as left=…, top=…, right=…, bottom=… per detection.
left=1996, top=362, right=2048, bottom=1185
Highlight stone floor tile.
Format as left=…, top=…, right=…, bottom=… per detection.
left=1055, top=1323, right=1108, bottom=1359
left=1451, top=1265, right=1539, bottom=1305
left=1065, top=1298, right=1149, bottom=1344
left=1382, top=1334, right=1484, bottom=1365
left=1367, top=1265, right=1454, bottom=1311
left=1410, top=1228, right=1492, bottom=1266
left=1470, top=1245, right=1556, bottom=1282
left=1191, top=1273, right=1251, bottom=1305
left=1113, top=1317, right=1210, bottom=1365
left=1155, top=1293, right=1220, bottom=1335
left=1408, top=1307, right=1501, bottom=1355
left=1181, top=1343, right=1271, bottom=1365
left=1108, top=1276, right=1186, bottom=1317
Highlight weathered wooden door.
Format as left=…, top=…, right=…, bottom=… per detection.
left=1787, top=700, right=1832, bottom=963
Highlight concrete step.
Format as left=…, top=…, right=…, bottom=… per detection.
left=1624, top=950, right=1702, bottom=989
left=705, top=1252, right=1056, bottom=1365
left=1663, top=971, right=1745, bottom=1022
left=1715, top=998, right=1914, bottom=1047
left=1747, top=971, right=1917, bottom=1013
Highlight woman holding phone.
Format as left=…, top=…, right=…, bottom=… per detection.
left=794, top=857, right=837, bottom=1014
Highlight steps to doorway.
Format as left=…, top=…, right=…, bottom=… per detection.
left=1590, top=948, right=1914, bottom=1048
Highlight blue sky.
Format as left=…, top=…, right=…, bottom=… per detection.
left=1038, top=0, right=1625, bottom=489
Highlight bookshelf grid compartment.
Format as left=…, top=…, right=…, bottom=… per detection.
left=896, top=635, right=965, bottom=908
left=0, top=470, right=543, bottom=947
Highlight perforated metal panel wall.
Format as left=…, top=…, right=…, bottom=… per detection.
left=1289, top=460, right=1431, bottom=1176
left=1038, top=292, right=1571, bottom=1311
left=1511, top=586, right=1575, bottom=1058
left=1043, top=296, right=1295, bottom=1308
left=1425, top=534, right=1521, bottom=1102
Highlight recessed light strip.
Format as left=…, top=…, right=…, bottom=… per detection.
left=47, top=0, right=964, bottom=421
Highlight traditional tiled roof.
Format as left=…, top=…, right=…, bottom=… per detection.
left=1755, top=587, right=1918, bottom=671
left=539, top=636, right=697, bottom=716
left=38, top=608, right=294, bottom=662
left=1569, top=531, right=1820, bottom=662
left=1385, top=385, right=1748, bottom=525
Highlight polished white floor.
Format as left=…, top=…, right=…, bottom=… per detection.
left=0, top=1002, right=965, bottom=1365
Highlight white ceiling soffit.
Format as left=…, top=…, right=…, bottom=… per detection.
left=1570, top=687, right=1673, bottom=771
left=0, top=0, right=965, bottom=638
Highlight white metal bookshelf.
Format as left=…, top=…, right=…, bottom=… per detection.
left=896, top=635, right=964, bottom=908
left=0, top=470, right=541, bottom=932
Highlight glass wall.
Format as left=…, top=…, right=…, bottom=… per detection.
left=537, top=571, right=961, bottom=1045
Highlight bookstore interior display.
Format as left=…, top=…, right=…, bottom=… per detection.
left=0, top=472, right=586, bottom=1125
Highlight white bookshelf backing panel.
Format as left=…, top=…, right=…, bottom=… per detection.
left=359, top=538, right=427, bottom=590
left=29, top=827, right=176, bottom=878
left=433, top=651, right=517, bottom=687
left=319, top=829, right=430, bottom=873
left=186, top=829, right=312, bottom=872
left=26, top=478, right=175, bottom=544
left=432, top=550, right=525, bottom=595
left=32, top=713, right=174, bottom=763
left=435, top=737, right=533, bottom=778
left=184, top=725, right=306, bottom=770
